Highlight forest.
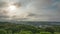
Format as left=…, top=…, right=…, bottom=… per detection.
left=0, top=22, right=60, bottom=34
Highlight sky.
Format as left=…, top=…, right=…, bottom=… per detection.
left=0, top=0, right=60, bottom=22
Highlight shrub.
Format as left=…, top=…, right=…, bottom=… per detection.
left=19, top=30, right=33, bottom=34
left=35, top=33, right=40, bottom=34
left=0, top=29, right=7, bottom=34
left=54, top=32, right=60, bottom=34
left=40, top=32, right=51, bottom=34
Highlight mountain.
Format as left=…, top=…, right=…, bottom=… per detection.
left=0, top=21, right=60, bottom=26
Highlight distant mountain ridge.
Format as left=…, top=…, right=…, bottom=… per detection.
left=0, top=21, right=60, bottom=26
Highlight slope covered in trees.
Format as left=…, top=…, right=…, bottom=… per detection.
left=0, top=22, right=60, bottom=34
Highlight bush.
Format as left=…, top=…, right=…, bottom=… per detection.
left=54, top=32, right=60, bottom=34
left=19, top=30, right=33, bottom=34
left=35, top=33, right=40, bottom=34
left=40, top=32, right=51, bottom=34
left=0, top=29, right=7, bottom=34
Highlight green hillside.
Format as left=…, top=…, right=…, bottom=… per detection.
left=0, top=22, right=60, bottom=34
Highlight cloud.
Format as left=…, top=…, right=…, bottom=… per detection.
left=0, top=0, right=60, bottom=22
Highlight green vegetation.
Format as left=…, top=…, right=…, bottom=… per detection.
left=0, top=29, right=7, bottom=34
left=40, top=32, right=51, bottom=34
left=0, top=22, right=60, bottom=34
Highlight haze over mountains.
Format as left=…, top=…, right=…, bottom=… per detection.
left=0, top=21, right=60, bottom=27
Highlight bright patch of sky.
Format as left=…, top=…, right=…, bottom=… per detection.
left=0, top=0, right=60, bottom=22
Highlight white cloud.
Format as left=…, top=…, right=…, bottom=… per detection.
left=0, top=0, right=60, bottom=22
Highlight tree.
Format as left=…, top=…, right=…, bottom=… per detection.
left=45, top=27, right=55, bottom=34
left=19, top=30, right=33, bottom=34
left=0, top=29, right=7, bottom=34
